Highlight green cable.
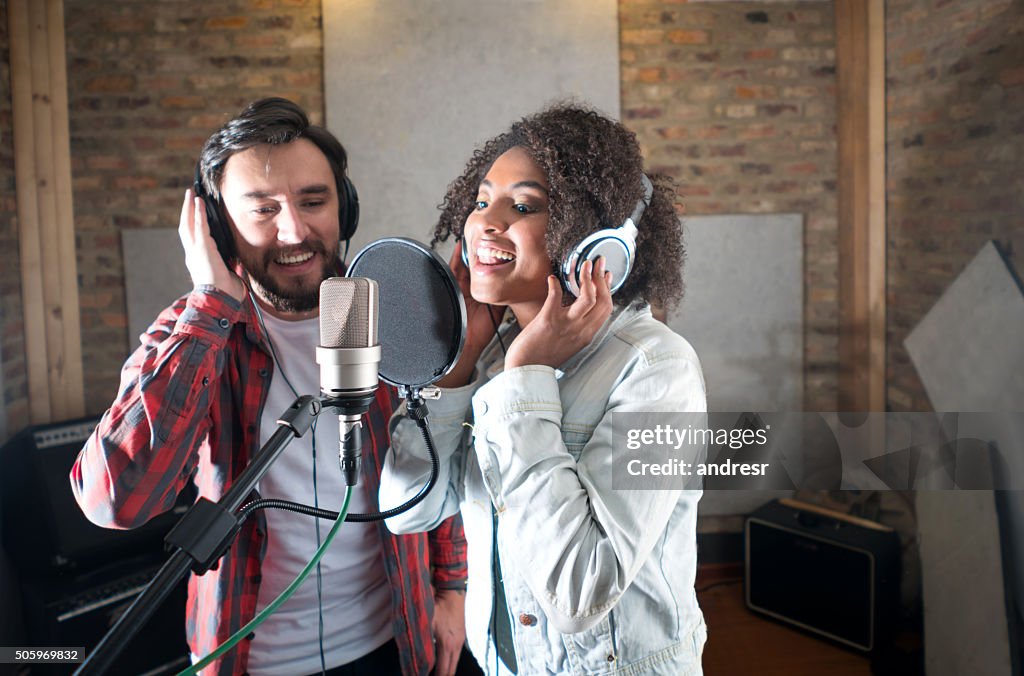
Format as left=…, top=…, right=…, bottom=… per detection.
left=176, top=486, right=354, bottom=676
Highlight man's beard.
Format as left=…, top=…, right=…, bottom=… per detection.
left=241, top=242, right=336, bottom=313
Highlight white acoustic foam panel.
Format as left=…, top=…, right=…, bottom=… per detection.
left=669, top=213, right=804, bottom=516
left=670, top=213, right=805, bottom=411
left=121, top=228, right=191, bottom=350
left=905, top=240, right=1024, bottom=412
left=905, top=240, right=1022, bottom=676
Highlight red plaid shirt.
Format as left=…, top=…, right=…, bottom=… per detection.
left=70, top=286, right=466, bottom=675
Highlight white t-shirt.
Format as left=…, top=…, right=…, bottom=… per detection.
left=247, top=310, right=393, bottom=675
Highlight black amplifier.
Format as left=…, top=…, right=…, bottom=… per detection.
left=19, top=556, right=189, bottom=676
left=1, top=417, right=191, bottom=574
left=745, top=498, right=901, bottom=652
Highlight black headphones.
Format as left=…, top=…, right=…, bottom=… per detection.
left=461, top=174, right=653, bottom=297
left=193, top=162, right=360, bottom=265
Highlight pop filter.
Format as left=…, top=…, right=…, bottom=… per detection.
left=346, top=238, right=466, bottom=390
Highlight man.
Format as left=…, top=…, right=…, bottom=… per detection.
left=71, top=98, right=467, bottom=676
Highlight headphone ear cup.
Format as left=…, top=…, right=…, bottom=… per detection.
left=338, top=176, right=360, bottom=242
left=193, top=170, right=236, bottom=265
left=204, top=197, right=236, bottom=265
left=560, top=231, right=635, bottom=298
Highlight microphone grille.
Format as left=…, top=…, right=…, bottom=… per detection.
left=319, top=277, right=378, bottom=348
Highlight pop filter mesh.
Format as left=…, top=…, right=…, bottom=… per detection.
left=347, top=238, right=465, bottom=389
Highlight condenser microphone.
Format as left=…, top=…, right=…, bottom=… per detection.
left=317, top=277, right=381, bottom=486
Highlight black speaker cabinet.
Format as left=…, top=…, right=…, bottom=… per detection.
left=745, top=498, right=901, bottom=652
left=19, top=556, right=189, bottom=676
left=0, top=417, right=191, bottom=574
left=1, top=418, right=194, bottom=674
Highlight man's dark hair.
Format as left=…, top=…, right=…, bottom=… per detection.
left=198, top=97, right=347, bottom=198
left=433, top=103, right=686, bottom=311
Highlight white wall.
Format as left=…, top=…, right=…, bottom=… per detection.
left=323, top=0, right=620, bottom=256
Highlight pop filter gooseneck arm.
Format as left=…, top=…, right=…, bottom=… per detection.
left=240, top=393, right=440, bottom=524
left=75, top=395, right=322, bottom=676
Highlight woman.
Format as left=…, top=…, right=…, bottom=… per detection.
left=381, top=104, right=707, bottom=675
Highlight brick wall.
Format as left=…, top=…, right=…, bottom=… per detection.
left=886, top=0, right=1024, bottom=410
left=619, top=1, right=839, bottom=411
left=64, top=0, right=324, bottom=414
left=0, top=0, right=29, bottom=439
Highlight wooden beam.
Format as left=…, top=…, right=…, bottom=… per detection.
left=835, top=0, right=886, bottom=411
left=8, top=0, right=85, bottom=423
left=28, top=0, right=67, bottom=418
left=47, top=0, right=85, bottom=419
left=8, top=0, right=51, bottom=423
left=866, top=0, right=886, bottom=412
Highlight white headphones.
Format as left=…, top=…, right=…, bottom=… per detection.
left=461, top=174, right=653, bottom=298
left=560, top=174, right=653, bottom=297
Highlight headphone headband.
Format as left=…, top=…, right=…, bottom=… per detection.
left=627, top=174, right=654, bottom=229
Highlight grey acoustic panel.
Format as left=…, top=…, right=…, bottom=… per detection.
left=668, top=214, right=804, bottom=517
left=906, top=241, right=1022, bottom=676
left=670, top=213, right=804, bottom=411
left=324, top=0, right=620, bottom=254
left=905, top=240, right=1024, bottom=412
left=121, top=228, right=191, bottom=349
left=916, top=490, right=1012, bottom=676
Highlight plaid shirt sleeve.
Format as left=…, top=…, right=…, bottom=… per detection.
left=428, top=512, right=468, bottom=591
left=70, top=286, right=244, bottom=529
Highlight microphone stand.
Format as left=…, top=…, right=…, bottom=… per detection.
left=74, top=394, right=322, bottom=676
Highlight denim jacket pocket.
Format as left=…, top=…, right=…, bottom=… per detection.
left=562, top=615, right=617, bottom=675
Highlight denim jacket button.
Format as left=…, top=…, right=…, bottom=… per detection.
left=606, top=654, right=616, bottom=663
left=518, top=613, right=536, bottom=626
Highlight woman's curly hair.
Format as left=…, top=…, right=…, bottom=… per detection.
left=432, top=103, right=685, bottom=311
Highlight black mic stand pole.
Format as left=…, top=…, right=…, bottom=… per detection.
left=75, top=394, right=322, bottom=676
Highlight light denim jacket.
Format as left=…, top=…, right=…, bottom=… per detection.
left=381, top=305, right=707, bottom=675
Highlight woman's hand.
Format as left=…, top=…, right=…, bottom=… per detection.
left=178, top=189, right=245, bottom=301
left=504, top=257, right=613, bottom=370
left=434, top=240, right=505, bottom=388
left=431, top=588, right=467, bottom=676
